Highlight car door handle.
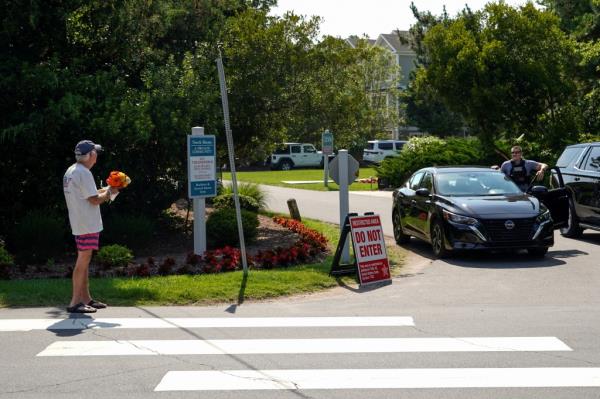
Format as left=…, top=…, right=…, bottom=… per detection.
left=574, top=177, right=580, bottom=181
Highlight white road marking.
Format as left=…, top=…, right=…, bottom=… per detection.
left=154, top=368, right=600, bottom=391
left=37, top=337, right=571, bottom=357
left=0, top=316, right=414, bottom=332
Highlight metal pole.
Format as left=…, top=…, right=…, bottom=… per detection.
left=192, top=127, right=206, bottom=255
left=324, top=155, right=329, bottom=188
left=216, top=53, right=248, bottom=276
left=339, top=150, right=350, bottom=263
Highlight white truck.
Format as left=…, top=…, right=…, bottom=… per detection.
left=267, top=143, right=325, bottom=170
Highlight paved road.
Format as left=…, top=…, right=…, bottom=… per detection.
left=1, top=185, right=599, bottom=398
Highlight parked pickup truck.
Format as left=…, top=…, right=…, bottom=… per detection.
left=266, top=143, right=326, bottom=170
left=551, top=142, right=600, bottom=237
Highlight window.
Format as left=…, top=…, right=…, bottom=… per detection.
left=409, top=172, right=424, bottom=190
left=394, top=142, right=405, bottom=151
left=583, top=146, right=600, bottom=172
left=367, top=142, right=375, bottom=150
left=378, top=142, right=393, bottom=150
left=556, top=147, right=584, bottom=167
left=303, top=145, right=316, bottom=153
left=291, top=145, right=301, bottom=154
left=419, top=173, right=433, bottom=191
left=274, top=145, right=290, bottom=155
left=435, top=172, right=522, bottom=196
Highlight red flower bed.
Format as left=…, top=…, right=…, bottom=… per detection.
left=196, top=217, right=329, bottom=273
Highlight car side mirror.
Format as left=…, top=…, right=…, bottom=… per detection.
left=415, top=188, right=431, bottom=197
left=530, top=185, right=548, bottom=195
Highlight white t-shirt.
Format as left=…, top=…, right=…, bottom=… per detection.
left=63, top=163, right=103, bottom=236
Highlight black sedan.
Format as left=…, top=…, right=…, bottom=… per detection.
left=392, top=167, right=569, bottom=258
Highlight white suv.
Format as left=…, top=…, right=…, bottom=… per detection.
left=362, top=140, right=407, bottom=164
left=267, top=143, right=324, bottom=170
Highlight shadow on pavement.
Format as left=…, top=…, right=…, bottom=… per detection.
left=565, top=231, right=600, bottom=246
left=395, top=238, right=589, bottom=269
left=46, top=313, right=121, bottom=337
left=335, top=278, right=391, bottom=293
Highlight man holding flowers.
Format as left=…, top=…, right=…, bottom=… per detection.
left=63, top=140, right=117, bottom=313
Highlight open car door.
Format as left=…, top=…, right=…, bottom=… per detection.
left=529, top=167, right=569, bottom=228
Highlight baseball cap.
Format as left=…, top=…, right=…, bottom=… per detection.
left=74, top=140, right=103, bottom=156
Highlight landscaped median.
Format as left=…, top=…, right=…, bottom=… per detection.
left=222, top=167, right=380, bottom=191
left=0, top=217, right=406, bottom=307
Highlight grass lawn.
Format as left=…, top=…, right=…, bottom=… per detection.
left=0, top=216, right=406, bottom=308
left=222, top=167, right=380, bottom=191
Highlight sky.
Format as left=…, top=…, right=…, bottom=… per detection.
left=270, top=0, right=532, bottom=39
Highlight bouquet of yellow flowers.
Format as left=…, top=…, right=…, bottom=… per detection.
left=106, top=171, right=131, bottom=189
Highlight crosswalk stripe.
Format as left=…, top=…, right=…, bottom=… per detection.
left=154, top=368, right=600, bottom=391
left=0, top=316, right=414, bottom=332
left=36, top=337, right=571, bottom=357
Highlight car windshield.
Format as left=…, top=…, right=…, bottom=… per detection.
left=435, top=171, right=523, bottom=196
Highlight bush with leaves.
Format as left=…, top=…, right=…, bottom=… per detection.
left=9, top=210, right=67, bottom=264
left=376, top=136, right=485, bottom=188
left=206, top=208, right=259, bottom=247
left=96, top=244, right=134, bottom=269
left=220, top=183, right=267, bottom=210
left=213, top=194, right=259, bottom=212
left=101, top=214, right=156, bottom=250
left=0, top=245, right=14, bottom=279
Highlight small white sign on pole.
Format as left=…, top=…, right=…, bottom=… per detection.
left=322, top=130, right=333, bottom=188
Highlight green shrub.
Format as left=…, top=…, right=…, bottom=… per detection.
left=0, top=246, right=14, bottom=279
left=376, top=136, right=485, bottom=188
left=220, top=182, right=267, bottom=210
left=10, top=210, right=67, bottom=264
left=96, top=244, right=134, bottom=269
left=213, top=194, right=259, bottom=212
left=102, top=214, right=156, bottom=249
left=206, top=208, right=259, bottom=247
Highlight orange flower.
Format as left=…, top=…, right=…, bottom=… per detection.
left=106, top=171, right=131, bottom=188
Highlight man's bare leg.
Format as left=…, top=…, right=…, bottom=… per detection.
left=70, top=249, right=93, bottom=307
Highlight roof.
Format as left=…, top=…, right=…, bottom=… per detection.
left=566, top=142, right=600, bottom=147
left=377, top=31, right=412, bottom=53
left=345, top=36, right=376, bottom=48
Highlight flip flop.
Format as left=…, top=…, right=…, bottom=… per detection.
left=88, top=300, right=107, bottom=309
left=67, top=302, right=97, bottom=313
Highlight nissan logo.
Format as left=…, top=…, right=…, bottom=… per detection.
left=504, top=220, right=515, bottom=230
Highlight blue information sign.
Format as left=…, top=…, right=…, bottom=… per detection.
left=188, top=135, right=216, bottom=198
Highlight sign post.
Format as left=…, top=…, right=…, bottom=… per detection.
left=329, top=151, right=360, bottom=264
left=322, top=130, right=333, bottom=187
left=349, top=214, right=391, bottom=286
left=187, top=127, right=216, bottom=255
left=217, top=53, right=248, bottom=276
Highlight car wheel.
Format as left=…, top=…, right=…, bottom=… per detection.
left=279, top=160, right=293, bottom=171
left=560, top=198, right=584, bottom=238
left=392, top=210, right=410, bottom=244
left=527, top=247, right=549, bottom=258
left=430, top=220, right=450, bottom=258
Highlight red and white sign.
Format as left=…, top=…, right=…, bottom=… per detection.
left=349, top=214, right=390, bottom=285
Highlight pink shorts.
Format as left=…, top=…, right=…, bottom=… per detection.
left=74, top=233, right=100, bottom=251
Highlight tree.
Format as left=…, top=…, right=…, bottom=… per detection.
left=220, top=10, right=402, bottom=159
left=411, top=2, right=578, bottom=151
left=0, top=0, right=271, bottom=232
left=403, top=3, right=465, bottom=136
left=541, top=0, right=600, bottom=137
